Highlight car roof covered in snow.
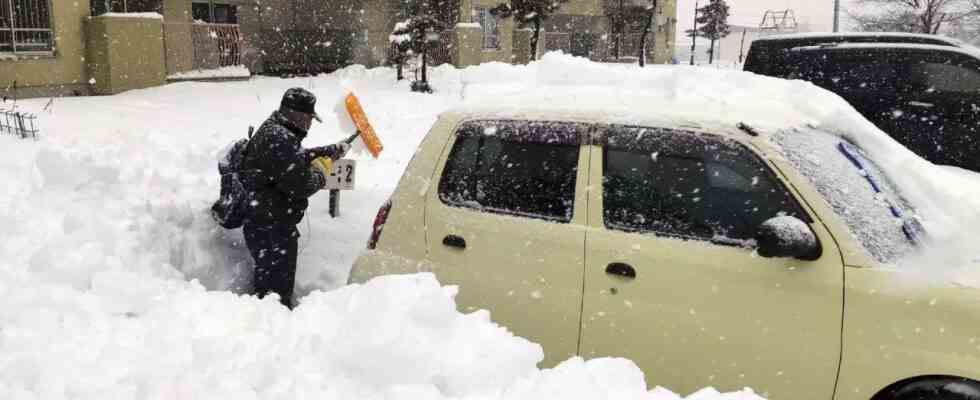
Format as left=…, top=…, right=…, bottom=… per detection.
left=452, top=60, right=852, bottom=142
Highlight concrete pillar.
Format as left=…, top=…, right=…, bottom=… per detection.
left=86, top=15, right=167, bottom=94
left=161, top=0, right=194, bottom=75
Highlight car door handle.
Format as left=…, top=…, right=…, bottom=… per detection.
left=606, top=263, right=636, bottom=279
left=443, top=235, right=466, bottom=249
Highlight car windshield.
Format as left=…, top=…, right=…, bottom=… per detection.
left=774, top=128, right=923, bottom=263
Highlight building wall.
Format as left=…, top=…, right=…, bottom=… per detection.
left=0, top=0, right=92, bottom=98
left=462, top=0, right=516, bottom=65
left=162, top=0, right=195, bottom=75
left=564, top=0, right=603, bottom=16
left=361, top=0, right=395, bottom=67
left=236, top=0, right=368, bottom=74
left=592, top=0, right=678, bottom=64
left=86, top=15, right=168, bottom=95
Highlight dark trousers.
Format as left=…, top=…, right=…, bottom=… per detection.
left=243, top=224, right=299, bottom=308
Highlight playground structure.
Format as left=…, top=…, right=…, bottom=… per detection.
left=759, top=9, right=800, bottom=35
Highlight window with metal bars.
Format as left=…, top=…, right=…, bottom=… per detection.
left=0, top=0, right=53, bottom=54
left=91, top=0, right=162, bottom=15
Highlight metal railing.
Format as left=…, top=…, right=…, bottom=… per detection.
left=0, top=0, right=54, bottom=54
left=190, top=23, right=243, bottom=69
left=386, top=31, right=454, bottom=67
left=0, top=108, right=39, bottom=139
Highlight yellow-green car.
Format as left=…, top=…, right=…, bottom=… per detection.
left=350, top=108, right=980, bottom=400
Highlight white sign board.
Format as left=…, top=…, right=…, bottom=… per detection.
left=324, top=159, right=356, bottom=190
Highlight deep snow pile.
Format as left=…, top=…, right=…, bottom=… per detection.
left=3, top=272, right=764, bottom=399
left=0, top=55, right=774, bottom=399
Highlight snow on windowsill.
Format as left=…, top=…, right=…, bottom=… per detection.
left=0, top=51, right=55, bottom=61
left=456, top=22, right=482, bottom=29
left=167, top=65, right=251, bottom=80
left=96, top=12, right=164, bottom=19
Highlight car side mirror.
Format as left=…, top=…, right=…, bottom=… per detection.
left=756, top=216, right=822, bottom=261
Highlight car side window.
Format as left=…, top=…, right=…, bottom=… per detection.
left=601, top=126, right=809, bottom=244
left=910, top=62, right=980, bottom=94
left=789, top=52, right=903, bottom=96
left=438, top=120, right=582, bottom=223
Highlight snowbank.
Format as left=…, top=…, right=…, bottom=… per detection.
left=1, top=57, right=769, bottom=399
left=5, top=272, right=764, bottom=399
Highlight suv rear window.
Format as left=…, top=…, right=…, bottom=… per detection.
left=438, top=120, right=582, bottom=223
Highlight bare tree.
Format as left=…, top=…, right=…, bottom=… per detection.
left=636, top=0, right=657, bottom=66
left=602, top=0, right=659, bottom=66
left=850, top=0, right=980, bottom=34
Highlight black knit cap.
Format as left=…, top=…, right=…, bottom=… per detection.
left=280, top=87, right=322, bottom=122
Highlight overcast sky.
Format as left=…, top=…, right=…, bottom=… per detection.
left=676, top=0, right=849, bottom=34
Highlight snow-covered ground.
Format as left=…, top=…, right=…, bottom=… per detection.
left=1, top=52, right=978, bottom=399
left=0, top=55, right=776, bottom=399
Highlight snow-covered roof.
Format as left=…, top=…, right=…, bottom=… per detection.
left=790, top=42, right=980, bottom=59
left=755, top=31, right=965, bottom=46
left=455, top=54, right=856, bottom=136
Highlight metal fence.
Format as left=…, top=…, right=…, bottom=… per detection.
left=0, top=108, right=39, bottom=139
left=386, top=31, right=455, bottom=67
left=0, top=0, right=54, bottom=54
left=190, top=23, right=243, bottom=69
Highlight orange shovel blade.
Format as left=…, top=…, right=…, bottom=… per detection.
left=344, top=93, right=384, bottom=159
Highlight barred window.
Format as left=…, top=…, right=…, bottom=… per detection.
left=91, top=0, right=163, bottom=15
left=1, top=0, right=54, bottom=53
left=474, top=7, right=499, bottom=50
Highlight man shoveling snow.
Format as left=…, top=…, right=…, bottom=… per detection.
left=238, top=87, right=351, bottom=308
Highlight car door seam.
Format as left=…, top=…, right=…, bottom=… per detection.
left=576, top=127, right=594, bottom=358
left=424, top=119, right=463, bottom=260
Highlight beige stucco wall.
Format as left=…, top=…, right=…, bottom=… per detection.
left=0, top=0, right=91, bottom=98
left=362, top=0, right=395, bottom=66
left=563, top=0, right=603, bottom=15
left=86, top=15, right=167, bottom=95
left=162, top=0, right=194, bottom=75
left=455, top=0, right=517, bottom=66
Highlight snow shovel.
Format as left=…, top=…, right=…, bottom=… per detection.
left=343, top=92, right=384, bottom=159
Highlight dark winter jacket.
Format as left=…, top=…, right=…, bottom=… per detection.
left=240, top=111, right=343, bottom=229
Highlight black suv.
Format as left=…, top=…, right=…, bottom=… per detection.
left=744, top=33, right=980, bottom=172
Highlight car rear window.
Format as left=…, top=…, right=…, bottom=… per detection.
left=438, top=120, right=583, bottom=223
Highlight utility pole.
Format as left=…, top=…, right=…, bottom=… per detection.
left=690, top=0, right=698, bottom=65
left=737, top=28, right=747, bottom=63
left=833, top=0, right=841, bottom=32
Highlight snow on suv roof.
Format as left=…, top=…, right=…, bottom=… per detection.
left=789, top=42, right=980, bottom=59
left=755, top=32, right=965, bottom=47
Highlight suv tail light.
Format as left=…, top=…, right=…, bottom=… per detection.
left=367, top=200, right=392, bottom=250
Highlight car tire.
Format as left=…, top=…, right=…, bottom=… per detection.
left=878, top=377, right=980, bottom=400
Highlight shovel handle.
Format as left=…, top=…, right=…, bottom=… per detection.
left=344, top=131, right=361, bottom=144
